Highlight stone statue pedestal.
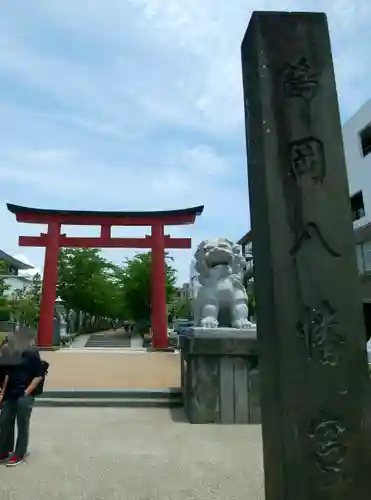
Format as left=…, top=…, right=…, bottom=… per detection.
left=130, top=334, right=144, bottom=349
left=180, top=327, right=260, bottom=424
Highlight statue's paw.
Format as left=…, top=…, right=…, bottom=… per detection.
left=201, top=317, right=219, bottom=329
left=233, top=318, right=252, bottom=329
left=232, top=320, right=243, bottom=329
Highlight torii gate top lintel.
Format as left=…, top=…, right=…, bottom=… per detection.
left=6, top=203, right=204, bottom=226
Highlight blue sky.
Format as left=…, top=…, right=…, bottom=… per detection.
left=0, top=1, right=370, bottom=284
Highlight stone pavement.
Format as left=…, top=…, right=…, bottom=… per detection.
left=0, top=408, right=264, bottom=500
left=69, top=333, right=90, bottom=348
left=41, top=350, right=180, bottom=389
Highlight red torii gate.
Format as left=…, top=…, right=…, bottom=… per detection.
left=7, top=203, right=203, bottom=350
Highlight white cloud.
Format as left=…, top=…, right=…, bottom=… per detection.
left=14, top=254, right=41, bottom=278
left=0, top=1, right=370, bottom=284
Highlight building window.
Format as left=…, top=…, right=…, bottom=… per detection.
left=350, top=191, right=365, bottom=221
left=363, top=241, right=371, bottom=271
left=360, top=124, right=371, bottom=157
left=356, top=241, right=371, bottom=274
left=356, top=245, right=364, bottom=273
left=243, top=243, right=253, bottom=260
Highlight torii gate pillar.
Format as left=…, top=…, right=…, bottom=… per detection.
left=38, top=221, right=60, bottom=347
left=151, top=222, right=168, bottom=349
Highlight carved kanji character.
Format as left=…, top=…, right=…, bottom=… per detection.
left=297, top=300, right=344, bottom=366
left=289, top=137, right=325, bottom=183
left=282, top=57, right=319, bottom=102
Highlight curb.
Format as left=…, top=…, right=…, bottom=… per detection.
left=37, top=346, right=61, bottom=352
left=35, top=399, right=183, bottom=408
left=40, top=388, right=182, bottom=399
left=36, top=388, right=183, bottom=408
left=147, top=347, right=176, bottom=352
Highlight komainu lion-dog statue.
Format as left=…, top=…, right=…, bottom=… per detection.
left=192, top=238, right=254, bottom=329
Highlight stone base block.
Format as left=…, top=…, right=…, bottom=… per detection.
left=147, top=347, right=175, bottom=352
left=188, top=327, right=257, bottom=339
left=37, top=346, right=61, bottom=352
left=180, top=328, right=260, bottom=424
left=130, top=335, right=144, bottom=348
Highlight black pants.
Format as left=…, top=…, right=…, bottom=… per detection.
left=0, top=395, right=34, bottom=456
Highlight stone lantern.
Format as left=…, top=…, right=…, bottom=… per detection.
left=54, top=297, right=67, bottom=346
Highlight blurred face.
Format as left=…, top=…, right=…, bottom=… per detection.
left=0, top=335, right=32, bottom=365
left=0, top=342, right=9, bottom=354
left=0, top=342, right=12, bottom=364
left=0, top=333, right=33, bottom=359
left=12, top=331, right=34, bottom=352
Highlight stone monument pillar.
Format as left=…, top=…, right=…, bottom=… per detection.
left=241, top=11, right=369, bottom=499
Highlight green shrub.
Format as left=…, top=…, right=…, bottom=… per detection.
left=0, top=304, right=11, bottom=321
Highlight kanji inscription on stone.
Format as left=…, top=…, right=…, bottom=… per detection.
left=297, top=301, right=344, bottom=366
left=290, top=221, right=340, bottom=258
left=282, top=57, right=319, bottom=103
left=289, top=137, right=325, bottom=183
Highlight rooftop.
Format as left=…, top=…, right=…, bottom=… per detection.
left=237, top=230, right=252, bottom=246
left=0, top=249, right=33, bottom=270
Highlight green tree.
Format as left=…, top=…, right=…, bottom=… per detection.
left=117, top=252, right=177, bottom=325
left=0, top=260, right=11, bottom=321
left=57, top=249, right=123, bottom=328
left=170, top=296, right=193, bottom=320
left=29, top=273, right=42, bottom=306
left=247, top=286, right=256, bottom=320
left=8, top=273, right=42, bottom=327
left=0, top=260, right=10, bottom=296
left=56, top=249, right=178, bottom=332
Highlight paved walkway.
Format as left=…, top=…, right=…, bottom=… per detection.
left=69, top=329, right=147, bottom=350
left=85, top=332, right=132, bottom=348
left=0, top=408, right=264, bottom=499
left=69, top=333, right=90, bottom=348
left=41, top=350, right=180, bottom=389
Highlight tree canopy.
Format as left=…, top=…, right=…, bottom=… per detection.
left=57, top=249, right=178, bottom=326
left=0, top=260, right=41, bottom=325
left=0, top=260, right=11, bottom=321
left=0, top=249, right=180, bottom=331
left=115, top=252, right=177, bottom=324
left=57, top=248, right=121, bottom=320
left=8, top=273, right=42, bottom=327
left=169, top=296, right=193, bottom=321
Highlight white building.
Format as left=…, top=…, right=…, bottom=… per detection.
left=343, top=99, right=371, bottom=294
left=342, top=98, right=371, bottom=339
left=343, top=98, right=371, bottom=227
left=0, top=250, right=34, bottom=297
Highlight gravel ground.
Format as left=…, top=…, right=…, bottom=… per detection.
left=0, top=407, right=264, bottom=500
left=41, top=351, right=180, bottom=389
